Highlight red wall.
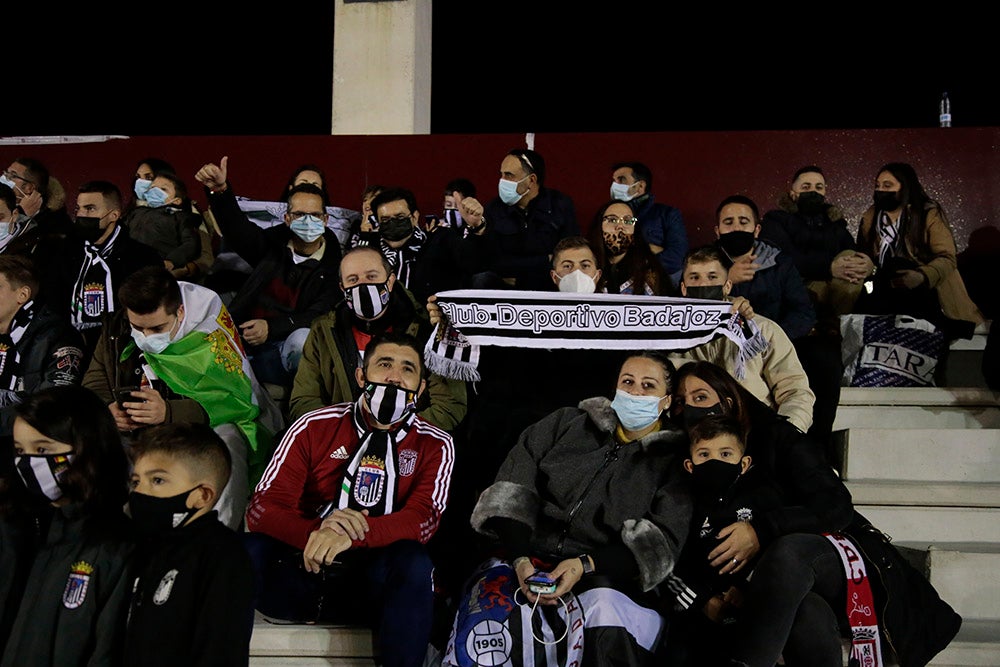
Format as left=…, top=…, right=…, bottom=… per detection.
left=3, top=128, right=997, bottom=313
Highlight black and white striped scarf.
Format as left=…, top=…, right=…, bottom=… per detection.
left=877, top=210, right=902, bottom=268
left=0, top=300, right=35, bottom=393
left=425, top=290, right=768, bottom=382
left=70, top=226, right=119, bottom=330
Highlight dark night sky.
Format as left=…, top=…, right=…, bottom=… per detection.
left=9, top=8, right=995, bottom=136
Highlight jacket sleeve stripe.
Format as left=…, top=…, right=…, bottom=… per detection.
left=255, top=404, right=351, bottom=493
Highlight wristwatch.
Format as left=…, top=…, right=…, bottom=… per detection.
left=578, top=554, right=594, bottom=575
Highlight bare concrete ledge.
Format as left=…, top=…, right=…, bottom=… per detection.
left=846, top=480, right=1000, bottom=507
left=838, top=387, right=1000, bottom=407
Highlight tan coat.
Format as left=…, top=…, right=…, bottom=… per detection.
left=857, top=205, right=984, bottom=325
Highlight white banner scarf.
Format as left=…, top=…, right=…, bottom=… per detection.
left=425, top=290, right=768, bottom=382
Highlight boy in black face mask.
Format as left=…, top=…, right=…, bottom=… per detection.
left=660, top=414, right=782, bottom=664
left=124, top=422, right=254, bottom=666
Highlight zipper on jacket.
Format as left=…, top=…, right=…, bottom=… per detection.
left=555, top=440, right=623, bottom=553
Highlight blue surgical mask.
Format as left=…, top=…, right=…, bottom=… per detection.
left=610, top=181, right=635, bottom=202
left=0, top=174, right=16, bottom=191
left=289, top=214, right=326, bottom=243
left=498, top=175, right=529, bottom=205
left=0, top=222, right=11, bottom=240
left=144, top=186, right=170, bottom=208
left=134, top=178, right=152, bottom=201
left=611, top=389, right=666, bottom=431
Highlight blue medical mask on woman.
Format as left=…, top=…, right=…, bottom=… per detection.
left=498, top=176, right=529, bottom=205
left=289, top=214, right=326, bottom=243
left=144, top=186, right=170, bottom=208
left=611, top=389, right=666, bottom=431
left=133, top=178, right=152, bottom=201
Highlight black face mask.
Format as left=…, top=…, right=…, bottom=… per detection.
left=684, top=285, right=726, bottom=301
left=75, top=216, right=104, bottom=243
left=873, top=190, right=901, bottom=211
left=379, top=216, right=414, bottom=243
left=796, top=191, right=825, bottom=215
left=128, top=487, right=200, bottom=536
left=716, top=230, right=756, bottom=259
left=690, top=459, right=743, bottom=501
left=682, top=403, right=725, bottom=429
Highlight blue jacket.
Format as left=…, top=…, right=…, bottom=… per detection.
left=632, top=194, right=689, bottom=275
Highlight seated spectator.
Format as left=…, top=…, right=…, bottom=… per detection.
left=440, top=177, right=477, bottom=232
left=123, top=172, right=204, bottom=280
left=587, top=199, right=674, bottom=295
left=348, top=184, right=386, bottom=252
left=669, top=245, right=815, bottom=433
left=70, top=180, right=162, bottom=359
left=124, top=157, right=176, bottom=218
left=0, top=184, right=18, bottom=252
left=195, top=157, right=343, bottom=389
left=760, top=165, right=873, bottom=331
left=124, top=422, right=255, bottom=666
left=0, top=385, right=134, bottom=664
left=0, top=256, right=86, bottom=443
left=444, top=350, right=689, bottom=667
left=244, top=331, right=454, bottom=667
left=473, top=148, right=579, bottom=290
left=610, top=160, right=689, bottom=275
left=352, top=187, right=431, bottom=302
left=82, top=265, right=284, bottom=530
left=289, top=246, right=467, bottom=432
left=855, top=161, right=984, bottom=340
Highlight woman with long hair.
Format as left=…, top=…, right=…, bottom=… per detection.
left=587, top=199, right=674, bottom=296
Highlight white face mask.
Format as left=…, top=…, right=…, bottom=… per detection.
left=131, top=316, right=179, bottom=355
left=610, top=181, right=635, bottom=202
left=557, top=269, right=597, bottom=294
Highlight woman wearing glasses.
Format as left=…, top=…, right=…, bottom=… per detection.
left=587, top=200, right=674, bottom=296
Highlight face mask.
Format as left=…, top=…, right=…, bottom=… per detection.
left=144, top=186, right=170, bottom=209
left=289, top=214, right=326, bottom=243
left=610, top=181, right=635, bottom=202
left=0, top=222, right=11, bottom=240
left=795, top=191, right=825, bottom=215
left=684, top=285, right=726, bottom=301
left=611, top=389, right=666, bottom=431
left=128, top=487, right=200, bottom=535
left=444, top=208, right=463, bottom=228
left=363, top=381, right=417, bottom=425
left=498, top=175, right=529, bottom=205
left=133, top=178, right=152, bottom=201
left=379, top=215, right=414, bottom=243
left=682, top=403, right=725, bottom=429
left=717, top=230, right=756, bottom=259
left=603, top=229, right=633, bottom=255
left=75, top=215, right=105, bottom=243
left=131, top=317, right=178, bottom=355
left=557, top=269, right=596, bottom=294
left=873, top=190, right=900, bottom=211
left=14, top=453, right=76, bottom=503
left=689, top=458, right=743, bottom=500
left=345, top=281, right=391, bottom=321
left=0, top=174, right=17, bottom=191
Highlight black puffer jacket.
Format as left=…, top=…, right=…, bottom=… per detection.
left=760, top=195, right=858, bottom=282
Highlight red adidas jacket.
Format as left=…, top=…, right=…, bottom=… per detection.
left=246, top=401, right=455, bottom=551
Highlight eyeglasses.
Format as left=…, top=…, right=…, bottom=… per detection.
left=2, top=169, right=33, bottom=185
left=602, top=215, right=638, bottom=227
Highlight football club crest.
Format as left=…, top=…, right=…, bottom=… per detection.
left=153, top=569, right=179, bottom=605
left=398, top=449, right=418, bottom=477
left=354, top=455, right=386, bottom=507
left=83, top=283, right=106, bottom=317
left=63, top=561, right=94, bottom=609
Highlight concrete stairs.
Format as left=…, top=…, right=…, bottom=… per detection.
left=833, top=384, right=1000, bottom=666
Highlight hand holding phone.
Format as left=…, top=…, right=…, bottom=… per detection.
left=524, top=571, right=557, bottom=595
left=114, top=386, right=141, bottom=409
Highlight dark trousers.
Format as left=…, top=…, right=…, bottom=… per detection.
left=793, top=334, right=844, bottom=466
left=728, top=533, right=847, bottom=667
left=243, top=532, right=435, bottom=667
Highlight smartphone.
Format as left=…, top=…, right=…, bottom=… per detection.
left=525, top=571, right=557, bottom=594
left=422, top=214, right=439, bottom=230
left=114, top=386, right=140, bottom=409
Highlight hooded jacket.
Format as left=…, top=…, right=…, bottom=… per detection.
left=471, top=396, right=692, bottom=593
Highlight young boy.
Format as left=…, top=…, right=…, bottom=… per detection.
left=124, top=423, right=255, bottom=666
left=662, top=414, right=783, bottom=664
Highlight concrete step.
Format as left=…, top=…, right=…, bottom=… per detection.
left=839, top=429, right=1000, bottom=482
left=833, top=405, right=1000, bottom=430
left=928, top=619, right=1000, bottom=666
left=846, top=480, right=1000, bottom=508
left=854, top=506, right=1000, bottom=544
left=249, top=613, right=374, bottom=661
left=921, top=544, right=1000, bottom=622
left=837, top=387, right=1000, bottom=407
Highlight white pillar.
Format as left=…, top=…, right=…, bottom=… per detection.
left=331, top=0, right=432, bottom=135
